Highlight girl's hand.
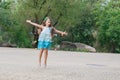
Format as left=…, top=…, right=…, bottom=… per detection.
left=61, top=31, right=68, bottom=36
left=26, top=20, right=43, bottom=29
left=26, top=20, right=31, bottom=23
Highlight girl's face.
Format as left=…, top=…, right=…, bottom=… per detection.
left=45, top=18, right=51, bottom=27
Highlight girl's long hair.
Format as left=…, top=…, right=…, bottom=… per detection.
left=42, top=17, right=52, bottom=27
left=41, top=17, right=54, bottom=37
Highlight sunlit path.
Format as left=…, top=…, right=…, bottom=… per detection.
left=0, top=47, right=120, bottom=80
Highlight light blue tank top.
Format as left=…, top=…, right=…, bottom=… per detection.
left=38, top=27, right=52, bottom=42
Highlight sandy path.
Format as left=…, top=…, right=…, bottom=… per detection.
left=0, top=47, right=120, bottom=80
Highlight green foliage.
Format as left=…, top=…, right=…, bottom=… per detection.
left=0, top=1, right=11, bottom=9
left=13, top=0, right=79, bottom=47
left=0, top=1, right=14, bottom=42
left=12, top=26, right=32, bottom=47
left=0, top=36, right=2, bottom=43
left=0, top=0, right=120, bottom=53
left=0, top=1, right=31, bottom=47
left=94, top=0, right=120, bottom=53
left=62, top=1, right=96, bottom=46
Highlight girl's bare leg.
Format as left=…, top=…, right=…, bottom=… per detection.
left=44, top=49, right=48, bottom=67
left=39, top=49, right=44, bottom=66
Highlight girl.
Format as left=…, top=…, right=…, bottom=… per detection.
left=26, top=17, right=67, bottom=68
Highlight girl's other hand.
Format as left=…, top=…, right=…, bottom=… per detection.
left=26, top=20, right=31, bottom=23
left=61, top=31, right=68, bottom=36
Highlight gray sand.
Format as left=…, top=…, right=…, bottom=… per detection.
left=0, top=47, right=120, bottom=80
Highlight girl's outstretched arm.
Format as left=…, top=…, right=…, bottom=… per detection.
left=26, top=20, right=43, bottom=29
left=53, top=27, right=68, bottom=36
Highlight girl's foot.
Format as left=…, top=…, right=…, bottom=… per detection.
left=43, top=64, right=47, bottom=68
left=39, top=63, right=41, bottom=67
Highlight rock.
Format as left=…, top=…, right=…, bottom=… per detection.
left=11, top=44, right=17, bottom=47
left=0, top=42, right=17, bottom=47
left=54, top=45, right=60, bottom=50
left=74, top=43, right=96, bottom=52
left=32, top=41, right=37, bottom=48
left=60, top=41, right=96, bottom=52
left=60, top=41, right=77, bottom=50
left=1, top=42, right=10, bottom=47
